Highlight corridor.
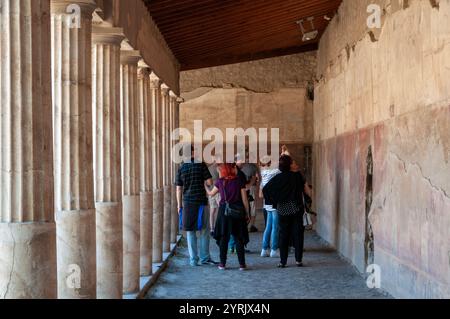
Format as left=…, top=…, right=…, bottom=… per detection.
left=146, top=230, right=389, bottom=299
left=0, top=0, right=449, bottom=300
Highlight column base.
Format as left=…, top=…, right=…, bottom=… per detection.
left=96, top=202, right=123, bottom=299
left=152, top=189, right=164, bottom=263
left=163, top=186, right=172, bottom=253
left=56, top=209, right=96, bottom=299
left=123, top=195, right=140, bottom=294
left=0, top=222, right=57, bottom=299
left=140, top=191, right=153, bottom=276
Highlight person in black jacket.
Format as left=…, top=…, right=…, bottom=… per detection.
left=263, top=155, right=312, bottom=268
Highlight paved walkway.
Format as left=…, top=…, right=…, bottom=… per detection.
left=145, top=230, right=390, bottom=299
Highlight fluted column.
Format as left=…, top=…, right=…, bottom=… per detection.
left=120, top=49, right=141, bottom=294
left=92, top=27, right=125, bottom=299
left=175, top=98, right=183, bottom=175
left=138, top=62, right=153, bottom=276
left=51, top=0, right=97, bottom=299
left=169, top=91, right=178, bottom=244
left=0, top=0, right=56, bottom=299
left=161, top=84, right=172, bottom=253
left=150, top=73, right=163, bottom=263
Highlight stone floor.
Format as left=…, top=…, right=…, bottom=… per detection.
left=145, top=229, right=391, bottom=299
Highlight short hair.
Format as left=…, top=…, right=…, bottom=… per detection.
left=279, top=155, right=293, bottom=172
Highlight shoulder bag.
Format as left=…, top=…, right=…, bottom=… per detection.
left=277, top=200, right=301, bottom=217
left=222, top=180, right=246, bottom=220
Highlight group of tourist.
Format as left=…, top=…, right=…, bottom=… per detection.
left=176, top=146, right=313, bottom=271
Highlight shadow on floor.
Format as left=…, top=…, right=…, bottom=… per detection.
left=146, top=231, right=391, bottom=299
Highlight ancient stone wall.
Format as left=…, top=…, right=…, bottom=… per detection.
left=181, top=52, right=316, bottom=93
left=179, top=53, right=316, bottom=175
left=314, top=0, right=450, bottom=298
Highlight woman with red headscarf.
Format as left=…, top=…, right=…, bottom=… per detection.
left=206, top=163, right=250, bottom=270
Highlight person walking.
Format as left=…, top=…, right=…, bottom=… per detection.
left=259, top=157, right=281, bottom=258
left=263, top=155, right=312, bottom=268
left=176, top=147, right=219, bottom=267
left=207, top=163, right=250, bottom=270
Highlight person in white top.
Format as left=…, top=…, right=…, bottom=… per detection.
left=259, top=156, right=281, bottom=258
left=281, top=145, right=291, bottom=156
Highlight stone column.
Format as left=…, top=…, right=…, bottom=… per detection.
left=161, top=84, right=172, bottom=253
left=175, top=98, right=183, bottom=137
left=120, top=49, right=141, bottom=294
left=174, top=97, right=184, bottom=233
left=51, top=0, right=97, bottom=299
left=169, top=91, right=178, bottom=244
left=150, top=73, right=164, bottom=263
left=175, top=98, right=183, bottom=174
left=92, top=26, right=125, bottom=299
left=0, top=0, right=56, bottom=299
left=138, top=62, right=153, bottom=276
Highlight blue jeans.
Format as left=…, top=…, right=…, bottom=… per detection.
left=262, top=210, right=279, bottom=250
left=186, top=206, right=211, bottom=265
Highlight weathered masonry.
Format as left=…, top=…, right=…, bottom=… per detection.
left=0, top=0, right=449, bottom=299
left=313, top=0, right=450, bottom=298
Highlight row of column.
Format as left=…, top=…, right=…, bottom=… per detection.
left=0, top=0, right=181, bottom=299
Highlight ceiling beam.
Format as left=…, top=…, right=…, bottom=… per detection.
left=168, top=14, right=330, bottom=58
left=156, top=1, right=338, bottom=38
left=144, top=0, right=342, bottom=71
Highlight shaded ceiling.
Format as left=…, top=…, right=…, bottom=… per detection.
left=145, top=0, right=342, bottom=71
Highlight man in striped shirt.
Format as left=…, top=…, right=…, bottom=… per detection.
left=176, top=147, right=219, bottom=267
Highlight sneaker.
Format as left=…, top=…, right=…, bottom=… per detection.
left=239, top=265, right=248, bottom=271
left=296, top=261, right=304, bottom=267
left=270, top=250, right=280, bottom=258
left=277, top=263, right=287, bottom=268
left=218, top=264, right=226, bottom=270
left=261, top=249, right=270, bottom=257
left=202, top=259, right=219, bottom=266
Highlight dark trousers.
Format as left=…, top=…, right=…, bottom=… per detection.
left=279, top=214, right=305, bottom=265
left=219, top=234, right=246, bottom=266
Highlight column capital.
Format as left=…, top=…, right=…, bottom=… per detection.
left=169, top=90, right=178, bottom=100
left=138, top=59, right=151, bottom=69
left=92, top=27, right=125, bottom=45
left=138, top=60, right=151, bottom=78
left=120, top=50, right=141, bottom=65
left=149, top=72, right=161, bottom=89
left=51, top=0, right=97, bottom=16
left=138, top=64, right=151, bottom=79
left=161, top=83, right=170, bottom=95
